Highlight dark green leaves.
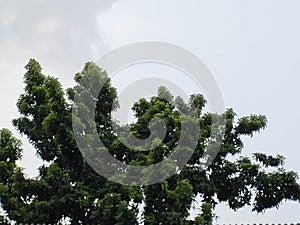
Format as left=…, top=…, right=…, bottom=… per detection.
left=235, top=115, right=267, bottom=136
left=0, top=59, right=299, bottom=224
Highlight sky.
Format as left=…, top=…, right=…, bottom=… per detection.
left=0, top=0, right=300, bottom=223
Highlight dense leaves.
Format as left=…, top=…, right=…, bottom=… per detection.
left=0, top=59, right=299, bottom=224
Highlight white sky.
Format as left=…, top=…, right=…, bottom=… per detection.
left=0, top=0, right=300, bottom=223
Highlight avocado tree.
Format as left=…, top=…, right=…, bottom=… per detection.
left=0, top=59, right=299, bottom=224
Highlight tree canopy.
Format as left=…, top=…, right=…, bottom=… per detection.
left=0, top=59, right=299, bottom=224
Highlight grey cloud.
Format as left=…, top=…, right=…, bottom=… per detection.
left=0, top=0, right=118, bottom=177
left=0, top=0, right=118, bottom=79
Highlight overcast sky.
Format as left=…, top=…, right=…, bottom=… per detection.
left=1, top=0, right=300, bottom=223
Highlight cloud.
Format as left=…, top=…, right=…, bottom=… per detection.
left=0, top=0, right=118, bottom=176
left=0, top=0, right=118, bottom=81
left=0, top=0, right=119, bottom=123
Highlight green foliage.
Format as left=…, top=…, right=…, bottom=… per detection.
left=0, top=59, right=299, bottom=224
left=194, top=203, right=215, bottom=225
left=0, top=214, right=11, bottom=225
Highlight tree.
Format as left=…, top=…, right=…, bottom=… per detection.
left=0, top=59, right=299, bottom=224
left=1, top=60, right=139, bottom=225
